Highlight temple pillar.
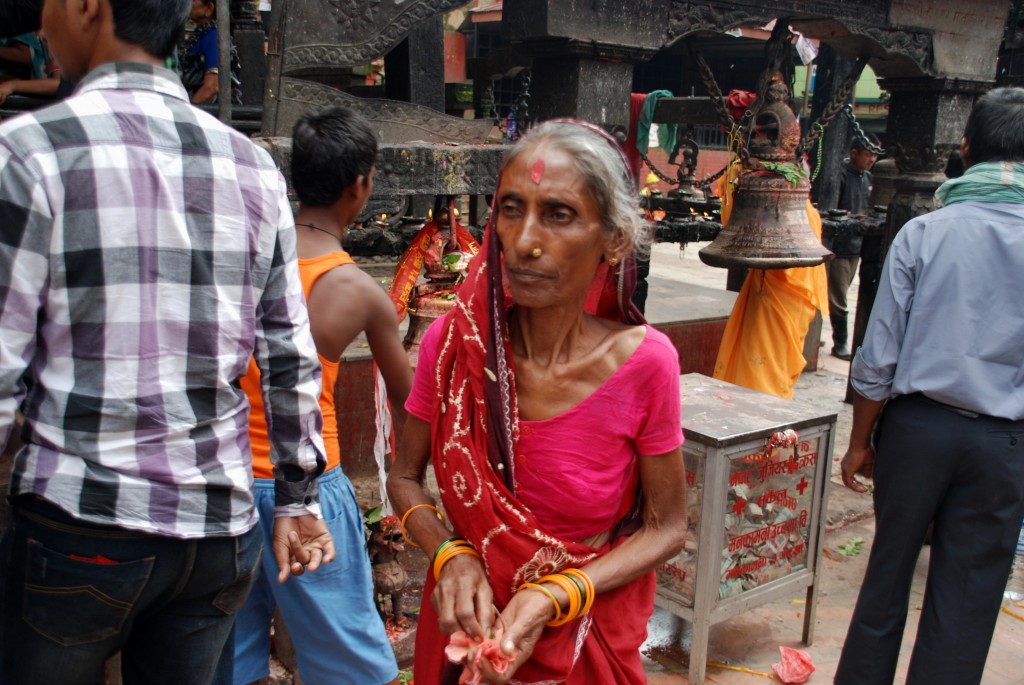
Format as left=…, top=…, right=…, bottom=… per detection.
left=808, top=44, right=856, bottom=212
left=384, top=13, right=446, bottom=217
left=528, top=57, right=635, bottom=129
left=231, top=0, right=266, bottom=106
left=385, top=14, right=445, bottom=112
left=501, top=0, right=668, bottom=128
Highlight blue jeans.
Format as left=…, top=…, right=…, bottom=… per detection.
left=0, top=496, right=262, bottom=685
left=227, top=467, right=398, bottom=685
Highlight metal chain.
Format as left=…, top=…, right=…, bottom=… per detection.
left=686, top=41, right=736, bottom=133
left=797, top=56, right=868, bottom=155
left=515, top=69, right=532, bottom=130
left=809, top=122, right=826, bottom=181
left=687, top=39, right=764, bottom=168
left=639, top=149, right=729, bottom=191
left=695, top=164, right=729, bottom=190
left=842, top=104, right=887, bottom=155
left=752, top=20, right=795, bottom=113
left=639, top=149, right=679, bottom=185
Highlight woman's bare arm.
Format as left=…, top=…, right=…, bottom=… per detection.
left=191, top=71, right=219, bottom=104
left=387, top=416, right=495, bottom=638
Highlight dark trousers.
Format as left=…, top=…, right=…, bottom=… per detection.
left=834, top=394, right=1024, bottom=685
left=0, top=496, right=262, bottom=685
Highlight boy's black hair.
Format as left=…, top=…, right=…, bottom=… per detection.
left=291, top=105, right=378, bottom=207
left=963, top=87, right=1024, bottom=163
left=109, top=0, right=190, bottom=59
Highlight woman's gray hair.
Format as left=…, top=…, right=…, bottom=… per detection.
left=503, top=121, right=650, bottom=256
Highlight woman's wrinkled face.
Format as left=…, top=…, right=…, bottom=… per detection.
left=495, top=142, right=610, bottom=310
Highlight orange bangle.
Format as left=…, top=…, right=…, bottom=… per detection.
left=433, top=542, right=480, bottom=581
left=399, top=503, right=446, bottom=548
left=519, top=582, right=563, bottom=624
left=563, top=568, right=595, bottom=617
left=433, top=542, right=465, bottom=577
left=537, top=574, right=581, bottom=627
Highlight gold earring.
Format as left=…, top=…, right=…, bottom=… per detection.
left=608, top=257, right=619, bottom=267
left=531, top=248, right=543, bottom=258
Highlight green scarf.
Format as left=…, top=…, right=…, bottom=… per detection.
left=636, top=90, right=677, bottom=155
left=934, top=160, right=1024, bottom=206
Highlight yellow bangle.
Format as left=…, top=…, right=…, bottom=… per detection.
left=519, top=582, right=563, bottom=624
left=563, top=568, right=596, bottom=617
left=432, top=542, right=480, bottom=581
left=399, top=503, right=446, bottom=548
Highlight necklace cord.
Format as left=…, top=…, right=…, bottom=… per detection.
left=295, top=222, right=342, bottom=244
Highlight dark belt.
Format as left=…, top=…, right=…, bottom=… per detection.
left=905, top=392, right=981, bottom=419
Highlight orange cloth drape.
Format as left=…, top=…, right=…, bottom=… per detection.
left=712, top=163, right=829, bottom=399
left=386, top=218, right=480, bottom=321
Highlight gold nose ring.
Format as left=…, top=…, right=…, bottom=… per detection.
left=531, top=248, right=543, bottom=258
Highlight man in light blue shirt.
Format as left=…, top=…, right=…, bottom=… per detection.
left=835, top=88, right=1024, bottom=685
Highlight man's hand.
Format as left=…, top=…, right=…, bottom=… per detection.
left=841, top=445, right=875, bottom=493
left=272, top=514, right=336, bottom=583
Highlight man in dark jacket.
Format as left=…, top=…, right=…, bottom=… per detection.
left=828, top=135, right=877, bottom=360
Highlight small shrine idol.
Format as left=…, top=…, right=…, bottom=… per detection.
left=388, top=200, right=479, bottom=363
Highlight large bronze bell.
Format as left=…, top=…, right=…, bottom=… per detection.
left=699, top=79, right=833, bottom=270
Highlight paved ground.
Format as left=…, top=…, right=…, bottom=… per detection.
left=639, top=244, right=1024, bottom=684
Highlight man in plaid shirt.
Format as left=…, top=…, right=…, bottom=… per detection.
left=0, top=1, right=334, bottom=683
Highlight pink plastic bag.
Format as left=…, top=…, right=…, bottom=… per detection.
left=771, top=646, right=815, bottom=684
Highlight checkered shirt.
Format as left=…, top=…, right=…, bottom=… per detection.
left=0, top=62, right=326, bottom=538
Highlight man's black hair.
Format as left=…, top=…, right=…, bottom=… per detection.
left=963, top=87, right=1024, bottom=163
left=291, top=105, right=378, bottom=207
left=109, top=0, right=190, bottom=59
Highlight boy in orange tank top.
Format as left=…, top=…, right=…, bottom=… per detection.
left=224, top=105, right=411, bottom=685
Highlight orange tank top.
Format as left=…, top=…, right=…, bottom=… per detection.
left=242, top=251, right=355, bottom=479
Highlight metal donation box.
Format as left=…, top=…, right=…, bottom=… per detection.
left=656, top=374, right=837, bottom=684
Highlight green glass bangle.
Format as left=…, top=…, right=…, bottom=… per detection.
left=565, top=572, right=587, bottom=602
left=432, top=537, right=468, bottom=565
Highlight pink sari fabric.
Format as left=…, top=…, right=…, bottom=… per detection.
left=407, top=317, right=682, bottom=544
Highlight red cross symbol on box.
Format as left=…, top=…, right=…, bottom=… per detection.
left=796, top=476, right=809, bottom=495
left=732, top=498, right=747, bottom=516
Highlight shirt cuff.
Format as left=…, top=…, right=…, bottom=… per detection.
left=850, top=351, right=893, bottom=402
left=274, top=501, right=323, bottom=519
left=273, top=465, right=322, bottom=515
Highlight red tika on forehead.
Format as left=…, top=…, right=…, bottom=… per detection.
left=531, top=159, right=545, bottom=185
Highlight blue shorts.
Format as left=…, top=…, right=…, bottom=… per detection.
left=230, top=468, right=398, bottom=685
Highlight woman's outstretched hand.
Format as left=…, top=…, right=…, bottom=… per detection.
left=432, top=553, right=496, bottom=640
left=470, top=586, right=553, bottom=684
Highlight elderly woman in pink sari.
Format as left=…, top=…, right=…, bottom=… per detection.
left=387, top=120, right=688, bottom=684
